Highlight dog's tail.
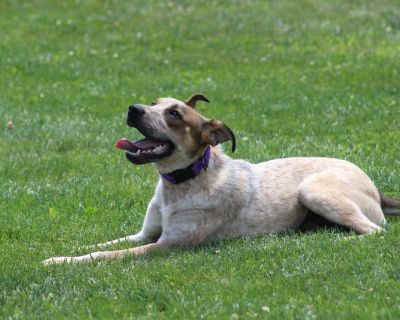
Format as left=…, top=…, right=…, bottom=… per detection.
left=380, top=193, right=400, bottom=215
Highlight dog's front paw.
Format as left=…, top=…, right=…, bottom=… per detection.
left=42, top=256, right=72, bottom=266
left=80, top=244, right=98, bottom=250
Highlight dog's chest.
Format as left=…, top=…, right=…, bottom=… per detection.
left=160, top=187, right=214, bottom=217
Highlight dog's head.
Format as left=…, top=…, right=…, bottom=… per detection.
left=115, top=94, right=235, bottom=171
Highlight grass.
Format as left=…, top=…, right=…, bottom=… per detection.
left=1, top=0, right=400, bottom=318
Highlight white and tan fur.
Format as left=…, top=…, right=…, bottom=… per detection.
left=43, top=95, right=400, bottom=265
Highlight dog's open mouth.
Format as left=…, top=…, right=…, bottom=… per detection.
left=115, top=138, right=174, bottom=164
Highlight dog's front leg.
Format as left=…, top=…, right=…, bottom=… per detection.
left=43, top=210, right=221, bottom=265
left=85, top=197, right=162, bottom=249
left=157, top=209, right=223, bottom=248
left=42, top=242, right=166, bottom=265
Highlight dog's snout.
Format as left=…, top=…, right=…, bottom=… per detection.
left=127, top=104, right=145, bottom=127
left=129, top=104, right=145, bottom=115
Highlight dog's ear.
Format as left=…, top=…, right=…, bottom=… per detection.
left=202, top=119, right=236, bottom=152
left=185, top=94, right=210, bottom=108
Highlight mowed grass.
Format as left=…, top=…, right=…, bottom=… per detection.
left=1, top=0, right=400, bottom=318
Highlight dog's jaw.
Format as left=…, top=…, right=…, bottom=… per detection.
left=115, top=137, right=175, bottom=164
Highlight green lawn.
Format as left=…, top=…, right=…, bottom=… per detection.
left=1, top=0, right=400, bottom=318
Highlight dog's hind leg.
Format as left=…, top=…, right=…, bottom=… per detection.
left=298, top=171, right=384, bottom=234
left=84, top=197, right=162, bottom=249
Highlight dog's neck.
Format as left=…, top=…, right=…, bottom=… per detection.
left=155, top=145, right=229, bottom=186
left=158, top=146, right=211, bottom=184
left=155, top=144, right=209, bottom=173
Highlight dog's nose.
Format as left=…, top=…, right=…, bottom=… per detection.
left=127, top=104, right=145, bottom=127
left=128, top=104, right=145, bottom=116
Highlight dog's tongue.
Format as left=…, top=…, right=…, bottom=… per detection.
left=115, top=138, right=135, bottom=150
left=115, top=138, right=164, bottom=151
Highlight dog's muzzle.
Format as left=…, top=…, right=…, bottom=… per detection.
left=116, top=104, right=175, bottom=165
left=126, top=104, right=145, bottom=127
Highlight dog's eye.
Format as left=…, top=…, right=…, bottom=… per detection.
left=168, top=110, right=181, bottom=119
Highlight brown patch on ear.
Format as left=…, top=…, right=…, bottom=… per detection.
left=202, top=119, right=236, bottom=152
left=185, top=94, right=210, bottom=108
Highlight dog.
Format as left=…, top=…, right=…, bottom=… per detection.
left=43, top=94, right=400, bottom=265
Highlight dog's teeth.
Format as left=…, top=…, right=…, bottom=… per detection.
left=154, top=144, right=164, bottom=152
left=132, top=144, right=166, bottom=155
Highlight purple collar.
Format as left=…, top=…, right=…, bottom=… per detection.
left=160, top=146, right=211, bottom=184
